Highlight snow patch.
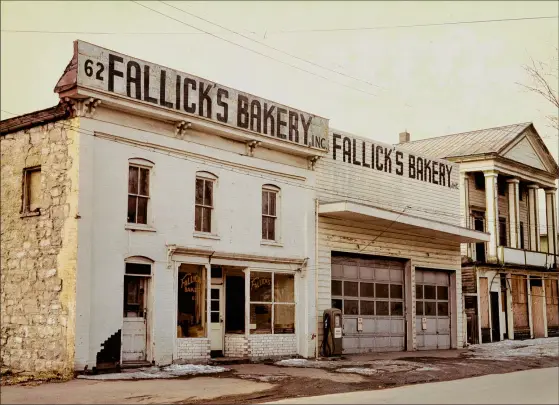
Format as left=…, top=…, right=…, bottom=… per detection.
left=336, top=367, right=379, bottom=376
left=275, top=359, right=335, bottom=369
left=468, top=337, right=559, bottom=360
left=415, top=366, right=440, bottom=371
left=78, top=364, right=228, bottom=380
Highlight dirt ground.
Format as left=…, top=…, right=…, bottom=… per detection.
left=2, top=339, right=558, bottom=405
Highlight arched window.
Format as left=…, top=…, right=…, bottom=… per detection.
left=195, top=171, right=218, bottom=233
left=127, top=158, right=154, bottom=225
left=262, top=184, right=280, bottom=241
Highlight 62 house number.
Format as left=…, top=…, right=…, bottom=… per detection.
left=84, top=59, right=105, bottom=81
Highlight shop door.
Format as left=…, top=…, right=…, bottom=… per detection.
left=531, top=284, right=545, bottom=338
left=331, top=255, right=405, bottom=353
left=416, top=270, right=451, bottom=350
left=122, top=276, right=148, bottom=362
left=210, top=285, right=224, bottom=352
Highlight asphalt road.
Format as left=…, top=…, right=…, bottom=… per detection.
left=266, top=367, right=559, bottom=404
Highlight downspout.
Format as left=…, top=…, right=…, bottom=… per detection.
left=314, top=198, right=320, bottom=359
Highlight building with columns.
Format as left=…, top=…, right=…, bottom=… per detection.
left=400, top=123, right=559, bottom=344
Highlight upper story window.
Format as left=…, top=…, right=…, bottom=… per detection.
left=499, top=217, right=507, bottom=247
left=262, top=185, right=280, bottom=241
left=498, top=179, right=506, bottom=196
left=22, top=166, right=41, bottom=214
left=195, top=172, right=217, bottom=233
left=473, top=172, right=485, bottom=191
left=128, top=160, right=152, bottom=225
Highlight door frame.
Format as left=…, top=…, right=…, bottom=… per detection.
left=122, top=258, right=153, bottom=365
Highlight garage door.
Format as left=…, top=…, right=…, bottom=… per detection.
left=415, top=269, right=451, bottom=350
left=331, top=255, right=405, bottom=353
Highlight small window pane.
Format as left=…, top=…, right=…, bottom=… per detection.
left=250, top=272, right=272, bottom=302
left=274, top=273, right=294, bottom=303
left=416, top=285, right=423, bottom=299
left=360, top=282, right=375, bottom=298
left=390, top=284, right=403, bottom=299
left=262, top=216, right=268, bottom=239
left=204, top=179, right=213, bottom=206
left=202, top=207, right=212, bottom=233
left=267, top=217, right=275, bottom=240
left=211, top=300, right=219, bottom=311
left=390, top=301, right=403, bottom=316
left=376, top=301, right=389, bottom=315
left=195, top=206, right=202, bottom=231
left=139, top=168, right=149, bottom=196
left=269, top=192, right=276, bottom=216
left=437, top=286, right=449, bottom=300
left=437, top=302, right=449, bottom=316
left=376, top=283, right=389, bottom=298
left=137, top=197, right=148, bottom=224
left=195, top=178, right=204, bottom=205
left=211, top=312, right=219, bottom=323
left=127, top=196, right=137, bottom=223
left=416, top=301, right=424, bottom=316
left=211, top=289, right=219, bottom=299
left=360, top=300, right=375, bottom=315
left=250, top=304, right=271, bottom=334
left=344, top=300, right=358, bottom=315
left=332, top=299, right=342, bottom=310
left=344, top=281, right=358, bottom=297
left=274, top=304, right=295, bottom=334
left=262, top=191, right=269, bottom=215
left=128, top=166, right=139, bottom=194
left=331, top=280, right=342, bottom=296
left=424, top=285, right=436, bottom=300
left=425, top=301, right=436, bottom=316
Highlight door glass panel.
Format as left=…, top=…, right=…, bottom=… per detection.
left=424, top=285, right=436, bottom=299
left=211, top=289, right=219, bottom=299
left=376, top=283, right=389, bottom=298
left=416, top=301, right=424, bottom=316
left=211, top=300, right=219, bottom=311
left=360, top=282, right=375, bottom=298
left=331, top=280, right=342, bottom=296
left=344, top=281, right=358, bottom=297
left=360, top=300, right=375, bottom=315
left=376, top=301, right=389, bottom=315
left=416, top=285, right=423, bottom=299
left=332, top=299, right=342, bottom=310
left=211, top=312, right=219, bottom=323
left=390, top=284, right=403, bottom=299
left=437, top=302, right=449, bottom=316
left=390, top=301, right=403, bottom=316
left=437, top=286, right=449, bottom=300
left=344, top=300, right=358, bottom=315
left=425, top=301, right=436, bottom=316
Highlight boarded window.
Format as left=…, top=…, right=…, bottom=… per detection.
left=195, top=177, right=214, bottom=233
left=545, top=280, right=559, bottom=328
left=128, top=165, right=150, bottom=224
left=250, top=271, right=294, bottom=334
left=23, top=167, right=41, bottom=213
left=262, top=188, right=278, bottom=240
left=177, top=264, right=207, bottom=338
left=499, top=217, right=507, bottom=247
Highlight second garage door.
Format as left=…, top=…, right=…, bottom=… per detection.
left=331, top=255, right=406, bottom=353
left=415, top=269, right=451, bottom=350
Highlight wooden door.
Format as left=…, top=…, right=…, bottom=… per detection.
left=531, top=286, right=545, bottom=338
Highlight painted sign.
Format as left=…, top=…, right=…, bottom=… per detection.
left=75, top=41, right=329, bottom=151
left=332, top=132, right=457, bottom=189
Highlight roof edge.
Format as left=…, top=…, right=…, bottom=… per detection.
left=0, top=104, right=70, bottom=136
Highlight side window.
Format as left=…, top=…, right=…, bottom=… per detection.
left=23, top=166, right=41, bottom=214
left=128, top=164, right=150, bottom=224
left=195, top=172, right=216, bottom=233
left=262, top=185, right=279, bottom=241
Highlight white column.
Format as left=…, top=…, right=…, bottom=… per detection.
left=460, top=172, right=473, bottom=258
left=545, top=188, right=558, bottom=257
left=206, top=263, right=211, bottom=339
left=527, top=185, right=541, bottom=251
left=507, top=179, right=521, bottom=249
left=484, top=171, right=499, bottom=262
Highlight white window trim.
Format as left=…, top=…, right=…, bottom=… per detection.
left=127, top=158, right=154, bottom=229
left=261, top=184, right=281, bottom=243
left=194, top=171, right=218, bottom=236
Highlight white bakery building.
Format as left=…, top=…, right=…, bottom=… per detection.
left=0, top=40, right=487, bottom=376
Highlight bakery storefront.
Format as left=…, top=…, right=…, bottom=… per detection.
left=315, top=130, right=489, bottom=353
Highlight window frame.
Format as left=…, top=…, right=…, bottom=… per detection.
left=194, top=171, right=218, bottom=235
left=127, top=161, right=152, bottom=225
left=262, top=184, right=280, bottom=242
left=22, top=166, right=41, bottom=215
left=249, top=270, right=295, bottom=334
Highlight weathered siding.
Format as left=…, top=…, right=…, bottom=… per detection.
left=316, top=217, right=464, bottom=350
left=0, top=119, right=80, bottom=376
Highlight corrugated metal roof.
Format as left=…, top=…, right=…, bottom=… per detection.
left=399, top=122, right=532, bottom=159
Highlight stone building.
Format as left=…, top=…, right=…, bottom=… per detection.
left=400, top=123, right=559, bottom=344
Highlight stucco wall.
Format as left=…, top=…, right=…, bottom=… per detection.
left=1, top=119, right=80, bottom=376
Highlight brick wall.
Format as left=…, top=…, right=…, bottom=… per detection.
left=248, top=334, right=297, bottom=358
left=175, top=338, right=210, bottom=362
left=224, top=334, right=248, bottom=357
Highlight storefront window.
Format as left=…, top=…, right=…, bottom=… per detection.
left=177, top=264, right=206, bottom=338
left=250, top=271, right=295, bottom=334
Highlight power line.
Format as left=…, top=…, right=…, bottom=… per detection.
left=130, top=1, right=378, bottom=98
left=275, top=15, right=559, bottom=34
left=159, top=1, right=382, bottom=90
left=0, top=29, right=255, bottom=35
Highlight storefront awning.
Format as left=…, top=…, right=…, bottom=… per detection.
left=319, top=201, right=489, bottom=243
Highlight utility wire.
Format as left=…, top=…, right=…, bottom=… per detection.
left=159, top=1, right=382, bottom=90
left=130, top=1, right=377, bottom=98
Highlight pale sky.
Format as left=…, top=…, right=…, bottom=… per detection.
left=1, top=1, right=558, bottom=159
